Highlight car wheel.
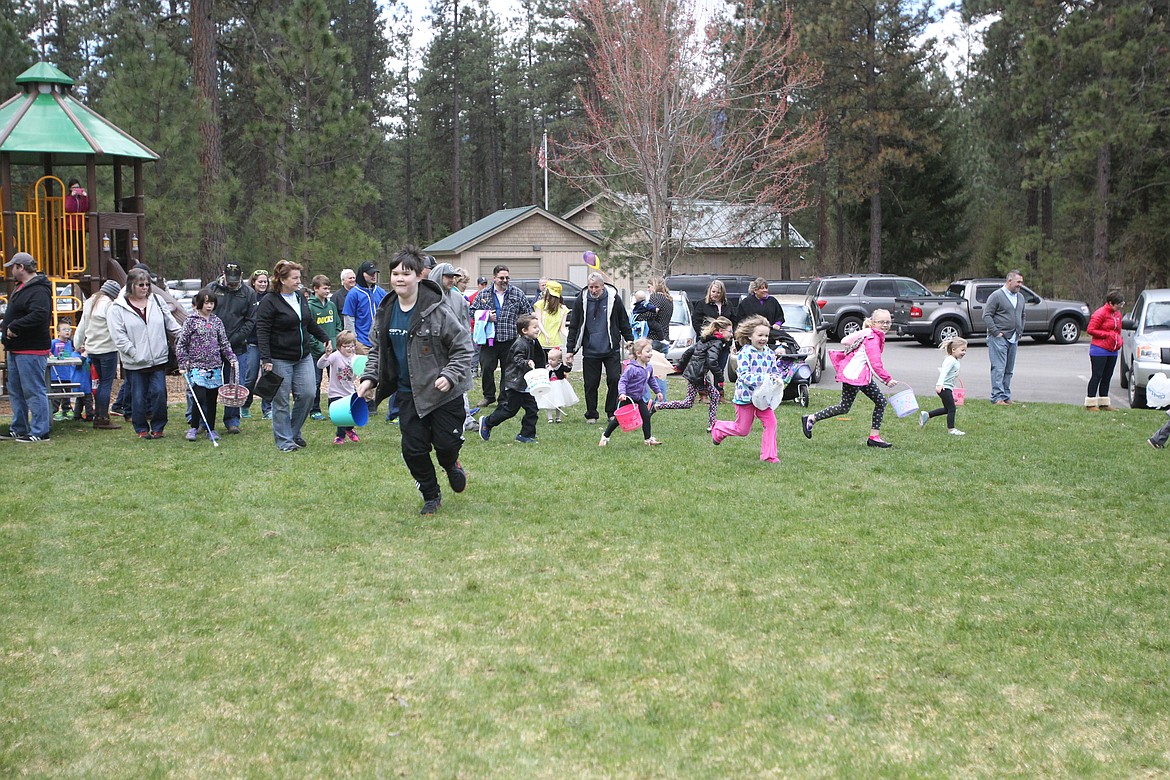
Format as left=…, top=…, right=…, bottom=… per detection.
left=1053, top=317, right=1081, bottom=344
left=837, top=316, right=863, bottom=341
left=810, top=357, right=822, bottom=384
left=1119, top=356, right=1130, bottom=389
left=1129, top=361, right=1148, bottom=408
left=932, top=320, right=962, bottom=347
left=797, top=383, right=809, bottom=407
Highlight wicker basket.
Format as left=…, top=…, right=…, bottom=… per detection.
left=217, top=365, right=249, bottom=407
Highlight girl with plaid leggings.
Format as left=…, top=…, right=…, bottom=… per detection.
left=801, top=309, right=900, bottom=448
left=656, top=316, right=732, bottom=431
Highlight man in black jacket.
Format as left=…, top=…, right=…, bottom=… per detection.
left=565, top=272, right=634, bottom=423
left=211, top=261, right=256, bottom=433
left=2, top=253, right=53, bottom=442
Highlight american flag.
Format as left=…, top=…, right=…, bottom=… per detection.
left=537, top=131, right=547, bottom=169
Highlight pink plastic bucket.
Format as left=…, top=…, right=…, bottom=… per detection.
left=614, top=399, right=642, bottom=432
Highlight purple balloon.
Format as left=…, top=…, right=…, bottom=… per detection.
left=583, top=250, right=598, bottom=266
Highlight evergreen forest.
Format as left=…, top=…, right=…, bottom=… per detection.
left=1, top=0, right=1167, bottom=302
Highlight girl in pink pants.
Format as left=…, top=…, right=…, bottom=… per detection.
left=711, top=316, right=781, bottom=463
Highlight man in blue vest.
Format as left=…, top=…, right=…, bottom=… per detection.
left=342, top=261, right=386, bottom=352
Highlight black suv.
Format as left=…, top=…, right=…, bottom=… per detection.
left=512, top=278, right=582, bottom=311
left=811, top=273, right=932, bottom=341
left=665, top=274, right=756, bottom=309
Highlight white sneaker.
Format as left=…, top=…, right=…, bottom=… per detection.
left=947, top=428, right=966, bottom=436
left=598, top=436, right=608, bottom=447
left=919, top=411, right=929, bottom=428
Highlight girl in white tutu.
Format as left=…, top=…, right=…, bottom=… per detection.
left=540, top=348, right=579, bottom=423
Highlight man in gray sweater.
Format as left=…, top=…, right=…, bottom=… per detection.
left=982, top=269, right=1027, bottom=405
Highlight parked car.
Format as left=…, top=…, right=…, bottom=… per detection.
left=774, top=294, right=829, bottom=383
left=165, top=278, right=203, bottom=314
left=891, top=279, right=1089, bottom=347
left=512, top=278, right=582, bottom=311
left=767, top=280, right=812, bottom=296
left=811, top=273, right=933, bottom=341
left=664, top=291, right=697, bottom=369
left=1120, top=289, right=1170, bottom=408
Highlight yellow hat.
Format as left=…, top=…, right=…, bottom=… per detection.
left=546, top=280, right=563, bottom=297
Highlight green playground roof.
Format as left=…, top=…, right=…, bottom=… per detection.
left=0, top=63, right=158, bottom=165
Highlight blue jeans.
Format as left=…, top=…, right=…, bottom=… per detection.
left=8, top=352, right=50, bottom=437
left=126, top=366, right=168, bottom=434
left=90, top=351, right=119, bottom=418
left=242, top=345, right=272, bottom=414
left=269, top=355, right=315, bottom=449
left=223, top=351, right=247, bottom=426
left=988, top=334, right=1018, bottom=402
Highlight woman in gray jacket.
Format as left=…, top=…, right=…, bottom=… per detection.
left=108, top=268, right=182, bottom=438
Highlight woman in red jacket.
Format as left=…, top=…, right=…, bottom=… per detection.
left=1085, top=289, right=1125, bottom=411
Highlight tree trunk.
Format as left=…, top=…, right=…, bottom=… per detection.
left=865, top=12, right=881, bottom=274
left=1025, top=187, right=1039, bottom=272
left=816, top=165, right=828, bottom=276
left=1093, top=142, right=1111, bottom=272
left=451, top=0, right=462, bottom=230
left=191, top=0, right=226, bottom=279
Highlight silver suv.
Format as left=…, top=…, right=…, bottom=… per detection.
left=1121, top=289, right=1170, bottom=408
left=811, top=274, right=932, bottom=341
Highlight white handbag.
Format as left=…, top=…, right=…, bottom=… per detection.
left=751, top=374, right=785, bottom=410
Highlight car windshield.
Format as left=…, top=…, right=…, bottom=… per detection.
left=779, top=303, right=815, bottom=331
left=1144, top=301, right=1170, bottom=331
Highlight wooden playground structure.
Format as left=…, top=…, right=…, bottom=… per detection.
left=1, top=62, right=158, bottom=332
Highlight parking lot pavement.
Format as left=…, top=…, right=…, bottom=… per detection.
left=810, top=336, right=1109, bottom=407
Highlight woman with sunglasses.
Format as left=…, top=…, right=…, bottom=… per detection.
left=241, top=269, right=271, bottom=418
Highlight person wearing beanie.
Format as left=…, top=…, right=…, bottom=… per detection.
left=342, top=261, right=386, bottom=351
left=210, top=261, right=256, bottom=433
left=2, top=252, right=54, bottom=441
left=73, top=280, right=125, bottom=429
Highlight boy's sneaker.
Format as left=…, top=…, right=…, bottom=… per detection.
left=479, top=416, right=491, bottom=441
left=186, top=427, right=199, bottom=441
left=947, top=429, right=966, bottom=436
left=310, top=412, right=326, bottom=421
left=52, top=411, right=66, bottom=421
left=240, top=408, right=252, bottom=419
left=420, top=497, right=442, bottom=515
left=515, top=435, right=537, bottom=443
left=801, top=415, right=815, bottom=440
left=149, top=431, right=165, bottom=439
left=446, top=461, right=467, bottom=493
left=15, top=434, right=49, bottom=443
left=63, top=410, right=75, bottom=420
left=345, top=430, right=360, bottom=442
left=3, top=430, right=20, bottom=440
left=866, top=436, right=892, bottom=448
left=919, top=411, right=929, bottom=428
left=334, top=436, right=346, bottom=445
left=293, top=436, right=307, bottom=449
left=1150, top=438, right=1164, bottom=449
left=137, top=431, right=151, bottom=440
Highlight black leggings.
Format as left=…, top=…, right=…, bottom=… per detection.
left=192, top=385, right=220, bottom=431
left=812, top=381, right=886, bottom=430
left=925, top=387, right=957, bottom=429
left=604, top=399, right=653, bottom=439
left=1087, top=354, right=1118, bottom=396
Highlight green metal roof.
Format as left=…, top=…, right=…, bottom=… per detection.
left=0, top=63, right=158, bottom=165
left=425, top=205, right=601, bottom=254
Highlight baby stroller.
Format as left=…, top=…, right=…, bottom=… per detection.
left=727, top=328, right=815, bottom=407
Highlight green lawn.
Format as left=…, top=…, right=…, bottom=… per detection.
left=3, top=382, right=1169, bottom=778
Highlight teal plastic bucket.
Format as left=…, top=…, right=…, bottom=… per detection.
left=352, top=354, right=368, bottom=377
left=329, top=393, right=369, bottom=427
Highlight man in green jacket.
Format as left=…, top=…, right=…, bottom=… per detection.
left=308, top=274, right=342, bottom=420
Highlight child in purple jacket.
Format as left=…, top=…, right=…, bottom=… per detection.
left=176, top=288, right=237, bottom=442
left=600, top=338, right=663, bottom=447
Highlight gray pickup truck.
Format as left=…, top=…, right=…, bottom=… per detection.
left=892, top=279, right=1090, bottom=347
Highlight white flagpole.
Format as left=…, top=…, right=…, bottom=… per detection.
left=542, top=130, right=548, bottom=211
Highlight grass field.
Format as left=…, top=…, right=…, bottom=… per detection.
left=3, top=379, right=1170, bottom=778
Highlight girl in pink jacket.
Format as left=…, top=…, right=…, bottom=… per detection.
left=802, top=309, right=900, bottom=448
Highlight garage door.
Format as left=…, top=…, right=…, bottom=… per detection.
left=479, top=258, right=541, bottom=278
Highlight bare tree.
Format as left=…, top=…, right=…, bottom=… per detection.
left=553, top=0, right=822, bottom=276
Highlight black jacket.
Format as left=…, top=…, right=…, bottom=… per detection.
left=737, top=294, right=784, bottom=327
left=504, top=335, right=547, bottom=392
left=566, top=284, right=633, bottom=357
left=1, top=273, right=52, bottom=351
left=256, top=291, right=329, bottom=362
left=679, top=334, right=727, bottom=385
left=693, top=299, right=738, bottom=333
left=211, top=279, right=257, bottom=353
